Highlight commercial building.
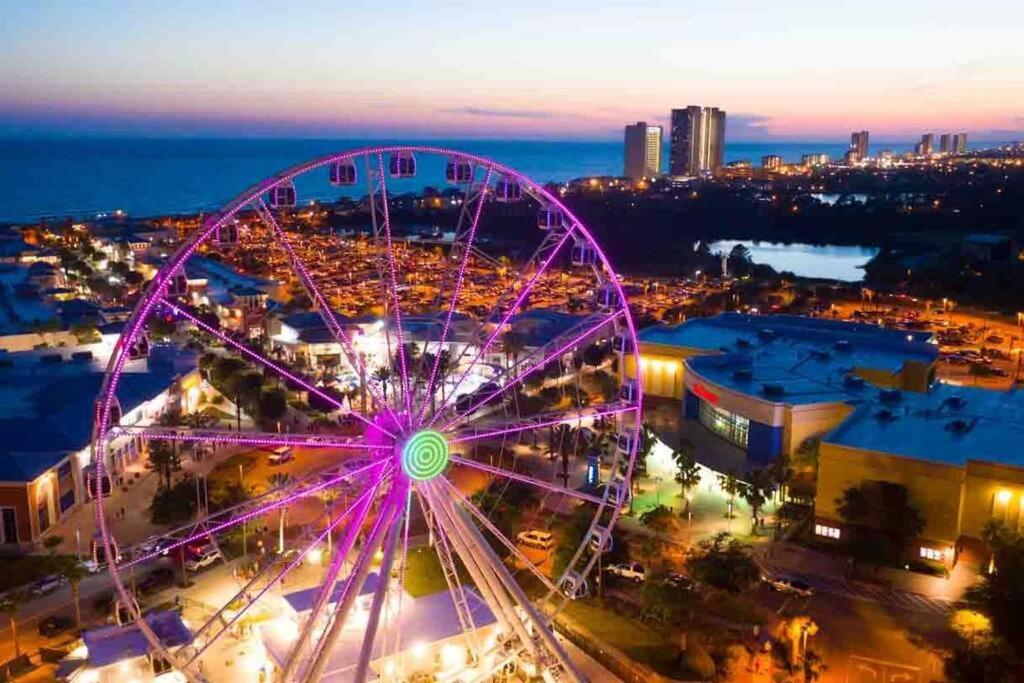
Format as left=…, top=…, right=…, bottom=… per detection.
left=953, top=132, right=968, bottom=154
left=623, top=121, right=663, bottom=179
left=0, top=343, right=198, bottom=546
left=669, top=106, right=726, bottom=177
left=626, top=314, right=938, bottom=463
left=761, top=155, right=782, bottom=171
left=849, top=131, right=869, bottom=161
left=816, top=384, right=1024, bottom=568
left=914, top=133, right=934, bottom=156
left=801, top=153, right=830, bottom=167
left=58, top=610, right=192, bottom=682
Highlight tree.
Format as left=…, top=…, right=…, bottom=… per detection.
left=0, top=590, right=28, bottom=658
left=70, top=322, right=100, bottom=344
left=739, top=467, right=775, bottom=534
left=372, top=366, right=393, bottom=403
left=717, top=470, right=741, bottom=518
left=500, top=331, right=527, bottom=372
left=53, top=557, right=88, bottom=631
left=150, top=478, right=198, bottom=525
left=673, top=444, right=701, bottom=516
left=147, top=440, right=181, bottom=490
left=686, top=532, right=759, bottom=592
left=965, top=521, right=1024, bottom=654
left=258, top=387, right=288, bottom=423
left=835, top=481, right=924, bottom=570
left=267, top=472, right=293, bottom=553
left=42, top=535, right=64, bottom=555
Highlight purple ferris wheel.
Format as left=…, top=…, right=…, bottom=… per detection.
left=90, top=146, right=643, bottom=682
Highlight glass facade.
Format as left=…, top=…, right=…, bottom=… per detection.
left=698, top=400, right=750, bottom=449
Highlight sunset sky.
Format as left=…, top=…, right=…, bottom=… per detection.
left=1, top=0, right=1022, bottom=141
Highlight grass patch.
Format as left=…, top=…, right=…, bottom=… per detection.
left=209, top=452, right=259, bottom=481
left=403, top=547, right=451, bottom=598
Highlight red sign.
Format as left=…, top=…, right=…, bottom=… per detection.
left=691, top=382, right=719, bottom=405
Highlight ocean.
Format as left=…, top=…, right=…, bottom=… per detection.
left=0, top=137, right=966, bottom=224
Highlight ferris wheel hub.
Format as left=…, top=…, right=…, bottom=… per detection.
left=400, top=429, right=450, bottom=481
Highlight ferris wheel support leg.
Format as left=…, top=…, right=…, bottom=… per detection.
left=353, top=497, right=404, bottom=683
left=280, top=486, right=378, bottom=682
left=300, top=485, right=405, bottom=683
left=422, top=482, right=530, bottom=653
left=447, top=494, right=587, bottom=683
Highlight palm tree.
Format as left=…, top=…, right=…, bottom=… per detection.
left=718, top=470, right=741, bottom=519
left=500, top=331, right=526, bottom=373
left=371, top=366, right=393, bottom=404
left=147, top=441, right=181, bottom=490
left=267, top=472, right=293, bottom=554
left=739, top=467, right=775, bottom=534
left=0, top=590, right=27, bottom=658
left=54, top=557, right=88, bottom=630
left=319, top=489, right=340, bottom=555
left=673, top=444, right=702, bottom=516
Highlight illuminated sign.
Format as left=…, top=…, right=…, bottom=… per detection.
left=691, top=383, right=718, bottom=405
left=585, top=456, right=600, bottom=488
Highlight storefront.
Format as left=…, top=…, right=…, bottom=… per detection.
left=697, top=399, right=750, bottom=449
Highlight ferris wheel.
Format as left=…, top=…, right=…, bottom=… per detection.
left=91, top=146, right=643, bottom=682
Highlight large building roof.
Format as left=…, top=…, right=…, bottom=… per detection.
left=824, top=383, right=1024, bottom=468
left=0, top=344, right=196, bottom=481
left=82, top=610, right=192, bottom=667
left=643, top=313, right=938, bottom=405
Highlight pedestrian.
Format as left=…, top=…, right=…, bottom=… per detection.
left=120, top=505, right=126, bottom=520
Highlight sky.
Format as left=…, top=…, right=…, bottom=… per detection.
left=1, top=0, right=1022, bottom=141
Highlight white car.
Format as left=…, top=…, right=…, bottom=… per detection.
left=185, top=547, right=223, bottom=572
left=267, top=447, right=293, bottom=466
left=762, top=574, right=815, bottom=597
left=516, top=530, right=554, bottom=551
left=28, top=574, right=66, bottom=596
left=605, top=562, right=646, bottom=584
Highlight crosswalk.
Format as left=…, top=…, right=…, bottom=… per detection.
left=758, top=564, right=955, bottom=616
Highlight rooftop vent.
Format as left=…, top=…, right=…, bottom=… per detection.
left=757, top=329, right=776, bottom=340
left=810, top=349, right=832, bottom=361
left=843, top=374, right=866, bottom=389
left=733, top=368, right=754, bottom=380
left=874, top=409, right=898, bottom=422
left=762, top=383, right=786, bottom=398
left=943, top=395, right=967, bottom=410
left=879, top=389, right=902, bottom=404
left=736, top=338, right=752, bottom=349
left=945, top=418, right=976, bottom=434
left=834, top=340, right=852, bottom=352
left=71, top=350, right=93, bottom=362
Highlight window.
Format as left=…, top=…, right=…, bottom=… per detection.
left=814, top=524, right=840, bottom=539
left=920, top=547, right=943, bottom=562
left=698, top=400, right=750, bottom=449
left=151, top=655, right=173, bottom=676
left=1, top=508, right=17, bottom=544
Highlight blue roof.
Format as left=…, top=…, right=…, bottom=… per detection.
left=82, top=611, right=192, bottom=667
left=824, top=383, right=1024, bottom=467
left=0, top=345, right=196, bottom=480
left=283, top=572, right=382, bottom=612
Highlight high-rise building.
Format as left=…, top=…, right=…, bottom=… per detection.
left=669, top=106, right=726, bottom=176
left=849, top=130, right=869, bottom=161
left=953, top=132, right=968, bottom=154
left=761, top=155, right=782, bottom=171
left=802, top=153, right=830, bottom=167
left=623, top=121, right=662, bottom=179
left=914, top=133, right=934, bottom=156
left=939, top=133, right=952, bottom=154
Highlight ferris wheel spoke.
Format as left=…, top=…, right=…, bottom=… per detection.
left=108, top=424, right=387, bottom=451
left=429, top=229, right=576, bottom=424
left=157, top=298, right=395, bottom=439
left=415, top=167, right=493, bottom=427
left=449, top=402, right=637, bottom=446
left=372, top=154, right=414, bottom=421
left=439, top=310, right=624, bottom=432
left=182, top=483, right=381, bottom=667
left=449, top=455, right=607, bottom=506
left=252, top=197, right=402, bottom=431
left=122, top=460, right=390, bottom=568
left=437, top=477, right=560, bottom=595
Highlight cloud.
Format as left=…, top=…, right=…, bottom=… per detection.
left=439, top=106, right=558, bottom=119
left=726, top=113, right=775, bottom=139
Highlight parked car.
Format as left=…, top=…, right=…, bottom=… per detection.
left=267, top=446, right=293, bottom=466
left=138, top=567, right=177, bottom=594
left=135, top=534, right=175, bottom=558
left=762, top=574, right=815, bottom=597
left=28, top=574, right=66, bottom=597
left=516, top=530, right=554, bottom=551
left=661, top=572, right=697, bottom=592
left=605, top=562, right=646, bottom=584
left=37, top=615, right=75, bottom=638
left=185, top=547, right=223, bottom=572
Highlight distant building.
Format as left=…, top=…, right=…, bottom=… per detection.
left=843, top=149, right=860, bottom=165
left=849, top=130, right=869, bottom=161
left=939, top=133, right=952, bottom=154
left=953, top=132, right=968, bottom=154
left=623, top=121, right=663, bottom=179
left=801, top=153, right=830, bottom=167
left=669, top=106, right=726, bottom=176
left=915, top=133, right=934, bottom=156
left=761, top=155, right=782, bottom=171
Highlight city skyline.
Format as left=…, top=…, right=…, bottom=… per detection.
left=1, top=1, right=1022, bottom=141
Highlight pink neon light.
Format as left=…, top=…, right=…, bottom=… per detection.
left=430, top=229, right=575, bottom=424
left=440, top=310, right=623, bottom=432
left=415, top=168, right=493, bottom=427
left=374, top=154, right=413, bottom=421
left=113, top=426, right=389, bottom=451
left=259, top=200, right=401, bottom=431
left=160, top=299, right=393, bottom=439
left=124, top=461, right=390, bottom=568
left=450, top=404, right=637, bottom=444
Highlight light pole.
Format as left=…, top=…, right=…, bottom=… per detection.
left=239, top=463, right=248, bottom=556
